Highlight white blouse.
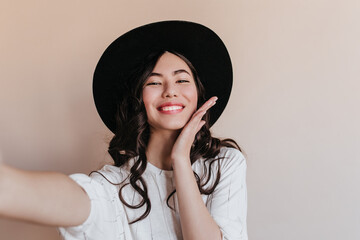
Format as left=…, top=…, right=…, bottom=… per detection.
left=58, top=147, right=248, bottom=240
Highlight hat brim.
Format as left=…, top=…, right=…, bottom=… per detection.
left=93, top=20, right=233, bottom=133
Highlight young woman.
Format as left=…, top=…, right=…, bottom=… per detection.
left=0, top=21, right=247, bottom=240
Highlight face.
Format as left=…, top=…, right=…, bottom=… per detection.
left=142, top=52, right=198, bottom=132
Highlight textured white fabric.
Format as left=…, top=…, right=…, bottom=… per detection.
left=58, top=147, right=247, bottom=240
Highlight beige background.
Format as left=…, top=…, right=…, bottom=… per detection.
left=1, top=0, right=359, bottom=239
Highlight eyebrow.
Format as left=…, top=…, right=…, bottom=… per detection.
left=149, top=69, right=191, bottom=77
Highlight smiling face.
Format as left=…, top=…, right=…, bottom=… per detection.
left=142, top=52, right=198, bottom=132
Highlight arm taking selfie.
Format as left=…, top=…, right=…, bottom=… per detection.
left=0, top=154, right=90, bottom=227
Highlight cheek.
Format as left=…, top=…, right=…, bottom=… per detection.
left=183, top=85, right=198, bottom=110
left=142, top=89, right=150, bottom=107
left=142, top=88, right=155, bottom=115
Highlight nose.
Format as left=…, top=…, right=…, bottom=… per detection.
left=162, top=82, right=178, bottom=98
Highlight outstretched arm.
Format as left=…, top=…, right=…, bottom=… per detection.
left=0, top=153, right=90, bottom=227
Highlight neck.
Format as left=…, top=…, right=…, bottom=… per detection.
left=146, top=128, right=180, bottom=170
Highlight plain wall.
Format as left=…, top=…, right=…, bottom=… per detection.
left=1, top=0, right=359, bottom=239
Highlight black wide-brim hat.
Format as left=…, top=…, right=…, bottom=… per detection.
left=93, top=20, right=233, bottom=133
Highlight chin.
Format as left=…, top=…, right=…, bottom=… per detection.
left=150, top=120, right=187, bottom=132
left=162, top=123, right=187, bottom=131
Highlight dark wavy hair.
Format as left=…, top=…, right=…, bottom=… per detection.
left=92, top=50, right=241, bottom=224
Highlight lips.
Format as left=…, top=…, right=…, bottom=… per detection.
left=157, top=102, right=184, bottom=114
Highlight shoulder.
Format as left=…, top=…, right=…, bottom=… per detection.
left=61, top=165, right=128, bottom=236
left=217, top=147, right=246, bottom=169
left=212, top=147, right=247, bottom=182
left=193, top=147, right=246, bottom=180
left=69, top=164, right=130, bottom=192
left=218, top=146, right=245, bottom=160
left=90, top=164, right=130, bottom=185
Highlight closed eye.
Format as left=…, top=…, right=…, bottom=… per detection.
left=146, top=82, right=161, bottom=86
left=177, top=79, right=190, bottom=83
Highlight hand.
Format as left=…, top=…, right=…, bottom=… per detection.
left=171, top=96, right=218, bottom=168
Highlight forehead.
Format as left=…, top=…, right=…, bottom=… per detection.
left=152, top=52, right=193, bottom=75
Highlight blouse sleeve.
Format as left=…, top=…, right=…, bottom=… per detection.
left=58, top=173, right=124, bottom=240
left=206, top=148, right=248, bottom=240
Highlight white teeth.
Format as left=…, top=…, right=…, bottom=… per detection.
left=161, top=106, right=183, bottom=111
